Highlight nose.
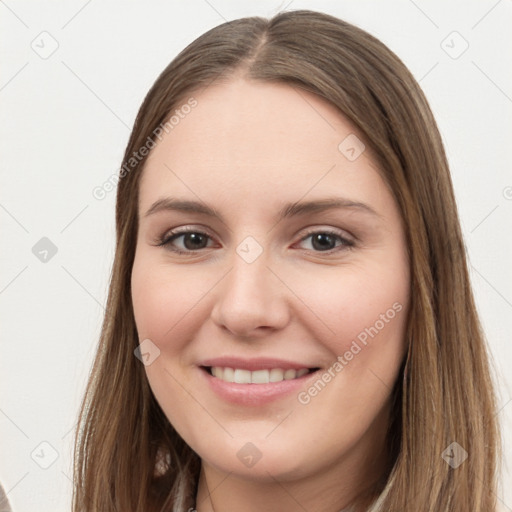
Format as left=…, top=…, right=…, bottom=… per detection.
left=210, top=251, right=290, bottom=339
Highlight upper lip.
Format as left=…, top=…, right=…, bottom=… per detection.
left=199, top=357, right=320, bottom=371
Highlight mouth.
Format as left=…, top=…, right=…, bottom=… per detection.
left=200, top=366, right=321, bottom=384
left=197, top=357, right=323, bottom=405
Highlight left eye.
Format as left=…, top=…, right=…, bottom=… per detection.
left=297, top=231, right=353, bottom=252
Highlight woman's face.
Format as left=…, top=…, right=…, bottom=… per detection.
left=131, top=78, right=409, bottom=485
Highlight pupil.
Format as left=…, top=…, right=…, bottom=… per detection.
left=184, top=233, right=206, bottom=250
left=312, top=233, right=335, bottom=251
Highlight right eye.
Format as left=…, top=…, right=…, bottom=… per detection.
left=158, top=228, right=216, bottom=254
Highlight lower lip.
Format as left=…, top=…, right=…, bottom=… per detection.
left=199, top=367, right=319, bottom=406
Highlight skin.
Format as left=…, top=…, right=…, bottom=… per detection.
left=131, top=77, right=410, bottom=512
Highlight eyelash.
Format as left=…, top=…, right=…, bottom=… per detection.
left=156, top=226, right=355, bottom=255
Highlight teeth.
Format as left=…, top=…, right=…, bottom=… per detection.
left=234, top=369, right=251, bottom=384
left=269, top=368, right=284, bottom=382
left=210, top=367, right=311, bottom=384
left=223, top=367, right=235, bottom=382
left=284, top=369, right=296, bottom=380
left=251, top=370, right=269, bottom=384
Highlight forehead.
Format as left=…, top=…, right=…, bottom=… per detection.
left=139, top=78, right=385, bottom=214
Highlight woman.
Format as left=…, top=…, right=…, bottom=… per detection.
left=73, top=10, right=500, bottom=511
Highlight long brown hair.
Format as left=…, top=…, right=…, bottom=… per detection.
left=73, top=10, right=500, bottom=511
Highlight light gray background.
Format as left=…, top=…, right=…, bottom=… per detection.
left=1, top=1, right=511, bottom=511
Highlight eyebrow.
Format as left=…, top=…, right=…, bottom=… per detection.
left=143, top=197, right=380, bottom=222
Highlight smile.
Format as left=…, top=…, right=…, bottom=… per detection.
left=198, top=360, right=321, bottom=406
left=206, top=366, right=317, bottom=384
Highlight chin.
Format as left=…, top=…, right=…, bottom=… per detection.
left=194, top=433, right=322, bottom=482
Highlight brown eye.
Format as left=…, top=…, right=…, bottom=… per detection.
left=298, top=231, right=354, bottom=253
left=178, top=232, right=209, bottom=250
left=310, top=233, right=337, bottom=251
left=158, top=230, right=214, bottom=253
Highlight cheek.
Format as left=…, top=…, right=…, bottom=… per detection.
left=131, top=257, right=208, bottom=430
left=131, top=256, right=211, bottom=349
left=289, top=264, right=408, bottom=458
left=291, top=259, right=409, bottom=360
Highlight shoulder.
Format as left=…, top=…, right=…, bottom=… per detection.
left=0, top=481, right=12, bottom=512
